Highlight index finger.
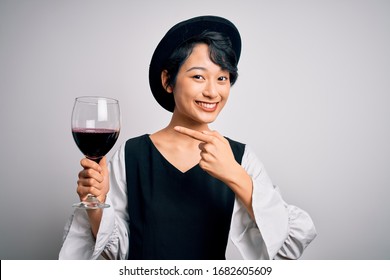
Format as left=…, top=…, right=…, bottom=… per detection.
left=80, top=157, right=103, bottom=172
left=174, top=126, right=212, bottom=143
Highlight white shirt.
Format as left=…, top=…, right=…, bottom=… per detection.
left=59, top=143, right=317, bottom=259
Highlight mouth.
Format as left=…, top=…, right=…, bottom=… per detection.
left=195, top=101, right=218, bottom=112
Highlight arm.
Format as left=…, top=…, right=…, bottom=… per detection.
left=227, top=145, right=317, bottom=259
left=59, top=144, right=129, bottom=259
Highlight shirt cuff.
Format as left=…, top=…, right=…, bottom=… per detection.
left=91, top=196, right=116, bottom=259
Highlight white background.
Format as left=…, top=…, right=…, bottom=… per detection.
left=0, top=0, right=389, bottom=259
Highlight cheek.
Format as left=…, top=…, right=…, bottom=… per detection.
left=220, top=87, right=230, bottom=101
left=173, top=83, right=198, bottom=102
left=172, top=88, right=191, bottom=108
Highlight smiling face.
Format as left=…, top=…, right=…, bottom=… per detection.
left=164, top=43, right=231, bottom=126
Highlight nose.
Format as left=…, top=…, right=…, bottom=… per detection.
left=202, top=80, right=218, bottom=99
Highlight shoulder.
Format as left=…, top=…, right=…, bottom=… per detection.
left=123, top=134, right=152, bottom=170
left=125, top=134, right=150, bottom=149
left=124, top=134, right=152, bottom=161
left=222, top=137, right=265, bottom=173
left=225, top=136, right=245, bottom=147
left=225, top=136, right=246, bottom=164
left=225, top=136, right=246, bottom=153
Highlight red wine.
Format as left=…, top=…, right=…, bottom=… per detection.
left=72, top=128, right=119, bottom=162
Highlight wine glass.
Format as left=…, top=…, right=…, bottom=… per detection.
left=71, top=96, right=120, bottom=209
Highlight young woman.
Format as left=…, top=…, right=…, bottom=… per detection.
left=59, top=15, right=316, bottom=260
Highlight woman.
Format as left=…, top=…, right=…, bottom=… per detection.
left=59, top=15, right=316, bottom=260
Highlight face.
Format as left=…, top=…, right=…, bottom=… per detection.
left=164, top=43, right=231, bottom=125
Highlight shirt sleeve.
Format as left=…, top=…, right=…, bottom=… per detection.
left=59, top=143, right=129, bottom=260
left=226, top=145, right=317, bottom=260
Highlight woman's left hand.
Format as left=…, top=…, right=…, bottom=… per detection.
left=174, top=126, right=255, bottom=219
left=174, top=126, right=239, bottom=183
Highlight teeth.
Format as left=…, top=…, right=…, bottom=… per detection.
left=197, top=102, right=216, bottom=109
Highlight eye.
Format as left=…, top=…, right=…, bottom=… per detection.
left=218, top=76, right=229, bottom=81
left=193, top=75, right=204, bottom=80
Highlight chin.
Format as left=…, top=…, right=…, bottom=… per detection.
left=198, top=114, right=219, bottom=124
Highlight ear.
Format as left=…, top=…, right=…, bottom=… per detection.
left=161, top=70, right=173, bottom=93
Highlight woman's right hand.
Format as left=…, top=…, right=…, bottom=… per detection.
left=77, top=156, right=109, bottom=238
left=77, top=156, right=109, bottom=205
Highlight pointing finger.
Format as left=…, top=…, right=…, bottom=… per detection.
left=201, top=130, right=228, bottom=143
left=174, top=126, right=213, bottom=143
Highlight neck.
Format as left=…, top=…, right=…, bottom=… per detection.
left=168, top=110, right=211, bottom=132
left=153, top=111, right=211, bottom=144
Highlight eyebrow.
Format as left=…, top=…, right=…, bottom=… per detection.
left=186, top=66, right=207, bottom=72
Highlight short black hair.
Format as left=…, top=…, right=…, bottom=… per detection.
left=162, top=30, right=239, bottom=91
